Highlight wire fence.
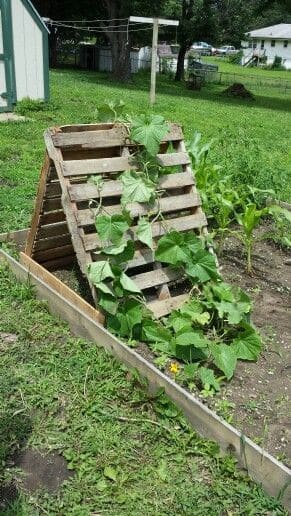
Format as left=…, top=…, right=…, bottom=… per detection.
left=208, top=70, right=291, bottom=94
left=53, top=46, right=291, bottom=94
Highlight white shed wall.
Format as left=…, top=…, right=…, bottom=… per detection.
left=0, top=9, right=8, bottom=109
left=11, top=0, right=44, bottom=100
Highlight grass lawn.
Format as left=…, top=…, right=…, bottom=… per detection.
left=0, top=264, right=287, bottom=515
left=0, top=67, right=290, bottom=233
left=204, top=56, right=291, bottom=80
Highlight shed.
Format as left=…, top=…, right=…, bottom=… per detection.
left=0, top=0, right=49, bottom=112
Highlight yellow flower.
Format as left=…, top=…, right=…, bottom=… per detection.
left=169, top=362, right=179, bottom=375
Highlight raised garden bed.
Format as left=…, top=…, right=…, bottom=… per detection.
left=0, top=229, right=290, bottom=510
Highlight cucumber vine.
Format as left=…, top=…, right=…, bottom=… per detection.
left=87, top=107, right=265, bottom=392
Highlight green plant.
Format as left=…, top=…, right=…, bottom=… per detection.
left=87, top=113, right=264, bottom=389
left=230, top=203, right=291, bottom=273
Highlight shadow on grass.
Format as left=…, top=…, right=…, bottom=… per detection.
left=0, top=411, right=32, bottom=512
left=52, top=67, right=291, bottom=113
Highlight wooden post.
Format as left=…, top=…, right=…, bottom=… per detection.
left=129, top=16, right=179, bottom=105
left=150, top=18, right=159, bottom=105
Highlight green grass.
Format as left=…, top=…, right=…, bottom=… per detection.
left=0, top=264, right=287, bottom=515
left=0, top=68, right=290, bottom=233
left=204, top=56, right=291, bottom=80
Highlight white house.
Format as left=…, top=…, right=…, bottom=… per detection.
left=242, top=24, right=291, bottom=69
left=0, top=0, right=49, bottom=113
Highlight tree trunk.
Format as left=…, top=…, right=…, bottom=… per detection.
left=107, top=32, right=131, bottom=81
left=103, top=0, right=131, bottom=82
left=175, top=44, right=187, bottom=81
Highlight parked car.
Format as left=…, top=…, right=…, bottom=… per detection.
left=215, top=45, right=238, bottom=56
left=191, top=42, right=214, bottom=55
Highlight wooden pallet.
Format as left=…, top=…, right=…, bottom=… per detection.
left=25, top=122, right=208, bottom=318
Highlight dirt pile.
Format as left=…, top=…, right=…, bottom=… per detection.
left=223, top=82, right=254, bottom=99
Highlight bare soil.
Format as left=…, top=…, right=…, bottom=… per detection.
left=14, top=449, right=73, bottom=493
left=211, top=235, right=291, bottom=467
left=0, top=450, right=73, bottom=510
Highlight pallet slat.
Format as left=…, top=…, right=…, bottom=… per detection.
left=38, top=222, right=69, bottom=239
left=77, top=192, right=201, bottom=226
left=69, top=171, right=195, bottom=202
left=33, top=234, right=72, bottom=252
left=33, top=244, right=74, bottom=263
left=131, top=266, right=182, bottom=290
left=63, top=156, right=133, bottom=177
left=147, top=293, right=189, bottom=317
left=84, top=213, right=207, bottom=251
left=52, top=123, right=183, bottom=149
left=157, top=152, right=190, bottom=167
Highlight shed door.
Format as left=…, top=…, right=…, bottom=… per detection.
left=0, top=0, right=15, bottom=112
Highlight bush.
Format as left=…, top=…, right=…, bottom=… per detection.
left=271, top=55, right=285, bottom=70
left=229, top=50, right=243, bottom=65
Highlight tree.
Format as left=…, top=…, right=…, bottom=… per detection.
left=164, top=0, right=216, bottom=81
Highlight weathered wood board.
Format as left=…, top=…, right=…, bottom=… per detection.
left=24, top=122, right=209, bottom=317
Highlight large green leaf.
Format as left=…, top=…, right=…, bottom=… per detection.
left=88, top=261, right=114, bottom=285
left=179, top=299, right=210, bottom=326
left=174, top=329, right=210, bottom=362
left=155, top=231, right=189, bottom=265
left=214, top=288, right=251, bottom=325
left=120, top=272, right=141, bottom=293
left=98, top=292, right=119, bottom=315
left=175, top=330, right=210, bottom=348
left=95, top=214, right=130, bottom=244
left=121, top=171, right=156, bottom=205
left=142, top=319, right=172, bottom=344
left=185, top=250, right=219, bottom=283
left=136, top=217, right=153, bottom=249
left=210, top=343, right=237, bottom=380
left=199, top=367, right=220, bottom=392
left=166, top=312, right=192, bottom=333
left=106, top=299, right=142, bottom=338
left=232, top=329, right=262, bottom=361
left=103, top=240, right=135, bottom=265
left=130, top=114, right=169, bottom=156
left=97, top=100, right=124, bottom=122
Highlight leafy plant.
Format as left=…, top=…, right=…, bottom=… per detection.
left=231, top=203, right=291, bottom=273
left=87, top=114, right=264, bottom=393
left=96, top=100, right=125, bottom=123
left=130, top=114, right=169, bottom=156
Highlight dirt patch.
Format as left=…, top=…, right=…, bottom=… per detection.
left=14, top=449, right=73, bottom=493
left=211, top=236, right=291, bottom=466
left=223, top=82, right=254, bottom=99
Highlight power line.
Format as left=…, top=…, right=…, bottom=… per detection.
left=48, top=20, right=168, bottom=33
left=51, top=17, right=129, bottom=23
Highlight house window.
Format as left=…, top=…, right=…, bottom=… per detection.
left=284, top=40, right=288, bottom=48
left=271, top=40, right=276, bottom=47
left=261, top=40, right=265, bottom=49
left=253, top=40, right=257, bottom=49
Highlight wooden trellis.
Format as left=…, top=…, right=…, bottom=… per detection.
left=25, top=122, right=208, bottom=318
